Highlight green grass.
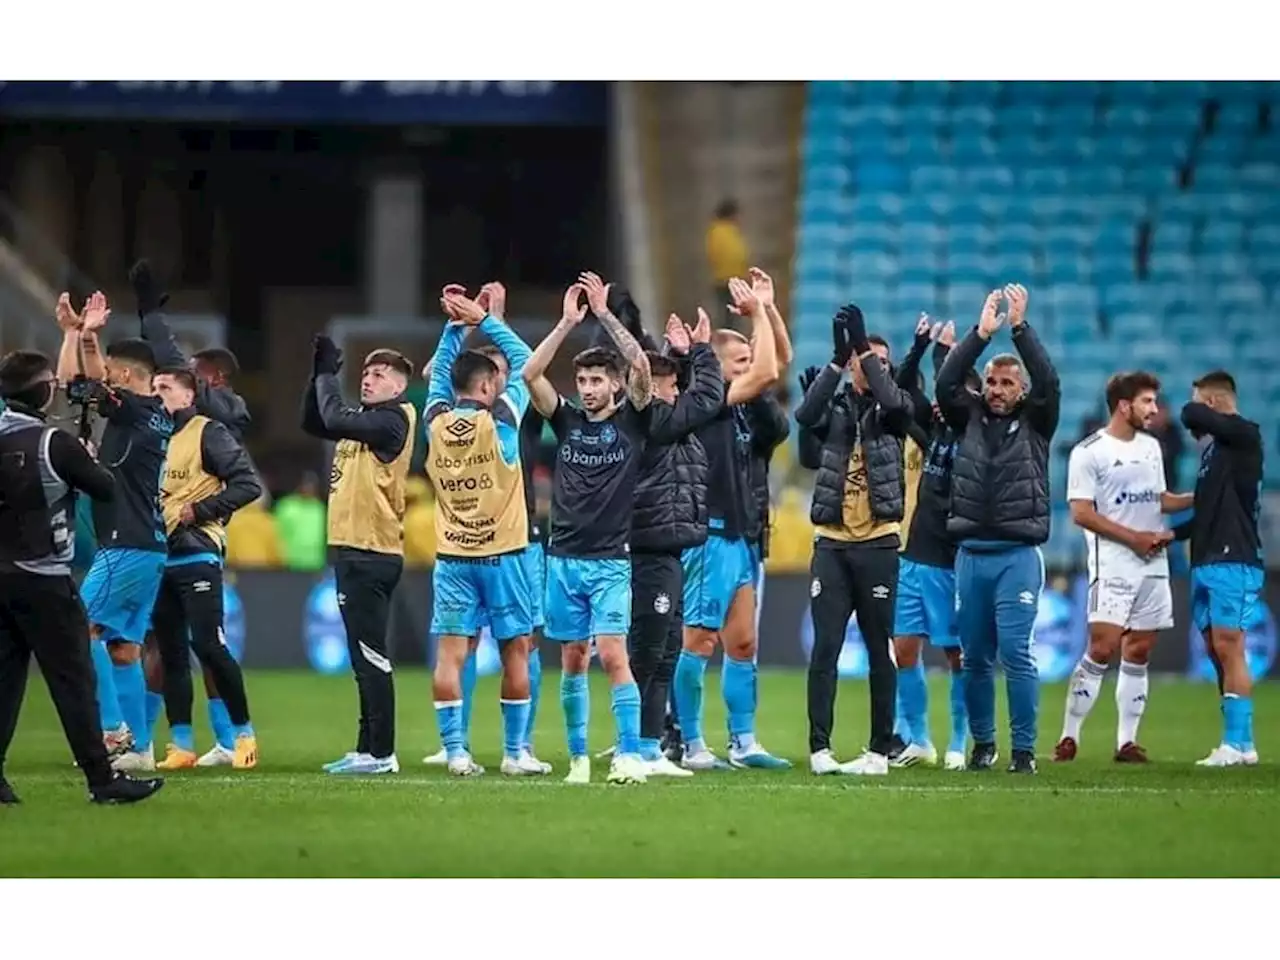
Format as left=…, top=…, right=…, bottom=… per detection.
left=2, top=669, right=1278, bottom=877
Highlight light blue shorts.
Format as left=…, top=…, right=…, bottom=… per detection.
left=544, top=555, right=631, bottom=642
left=431, top=552, right=534, bottom=642
left=80, top=547, right=166, bottom=644
left=476, top=541, right=545, bottom=634
left=894, top=557, right=959, bottom=647
left=1191, top=563, right=1265, bottom=633
left=681, top=534, right=758, bottom=631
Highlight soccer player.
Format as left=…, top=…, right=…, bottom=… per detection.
left=56, top=292, right=174, bottom=773
left=522, top=272, right=653, bottom=785
left=935, top=284, right=1059, bottom=774
left=795, top=305, right=913, bottom=776
left=892, top=318, right=972, bottom=770
left=1054, top=372, right=1191, bottom=763
left=1178, top=370, right=1264, bottom=766
left=133, top=257, right=251, bottom=764
left=149, top=368, right=262, bottom=770
left=422, top=286, right=543, bottom=777
left=674, top=274, right=789, bottom=771
left=421, top=282, right=551, bottom=773
left=303, top=337, right=417, bottom=775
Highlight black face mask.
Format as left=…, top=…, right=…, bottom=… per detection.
left=2, top=380, right=54, bottom=412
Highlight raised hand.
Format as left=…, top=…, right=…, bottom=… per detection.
left=444, top=292, right=486, bottom=326
left=1003, top=283, right=1028, bottom=327
left=831, top=312, right=854, bottom=368
left=478, top=281, right=507, bottom=320
left=440, top=284, right=467, bottom=323
left=578, top=271, right=611, bottom=316
left=313, top=334, right=343, bottom=376
left=562, top=283, right=588, bottom=326
left=80, top=291, right=110, bottom=332
left=938, top=320, right=957, bottom=346
left=914, top=312, right=932, bottom=340
left=978, top=290, right=1005, bottom=339
left=55, top=292, right=81, bottom=331
left=748, top=266, right=775, bottom=307
left=665, top=313, right=691, bottom=354
left=837, top=302, right=869, bottom=354
left=692, top=307, right=712, bottom=344
left=798, top=364, right=821, bottom=395
left=726, top=276, right=759, bottom=316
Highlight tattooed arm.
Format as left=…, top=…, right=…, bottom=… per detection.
left=581, top=271, right=652, bottom=410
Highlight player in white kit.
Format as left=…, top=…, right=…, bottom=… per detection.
left=1054, top=372, right=1193, bottom=763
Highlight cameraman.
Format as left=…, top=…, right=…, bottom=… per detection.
left=0, top=350, right=163, bottom=805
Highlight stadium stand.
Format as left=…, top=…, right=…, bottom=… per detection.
left=793, top=81, right=1280, bottom=566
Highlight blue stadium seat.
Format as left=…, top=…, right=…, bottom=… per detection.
left=1148, top=102, right=1202, bottom=135
left=951, top=81, right=1001, bottom=104
left=911, top=165, right=960, bottom=192
left=1001, top=105, right=1047, bottom=133
left=856, top=81, right=903, bottom=104
left=965, top=166, right=1017, bottom=193
left=847, top=251, right=899, bottom=282
left=900, top=221, right=944, bottom=252
left=1102, top=103, right=1152, bottom=129
left=1216, top=101, right=1261, bottom=135
left=905, top=81, right=951, bottom=105
left=1199, top=135, right=1246, bottom=165
left=1151, top=219, right=1195, bottom=254
left=1071, top=165, right=1126, bottom=193
left=856, top=161, right=908, bottom=192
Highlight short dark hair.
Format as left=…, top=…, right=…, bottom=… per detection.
left=647, top=352, right=679, bottom=378
left=1105, top=371, right=1161, bottom=414
left=867, top=334, right=891, bottom=355
left=573, top=347, right=621, bottom=376
left=363, top=349, right=413, bottom=379
left=0, top=350, right=53, bottom=398
left=106, top=338, right=156, bottom=376
left=155, top=366, right=198, bottom=393
left=714, top=198, right=740, bottom=220
left=192, top=347, right=240, bottom=379
left=1193, top=369, right=1237, bottom=395
left=451, top=350, right=500, bottom=393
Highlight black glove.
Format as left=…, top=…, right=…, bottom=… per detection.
left=128, top=259, right=169, bottom=318
left=798, top=365, right=821, bottom=396
left=837, top=303, right=870, bottom=356
left=831, top=314, right=855, bottom=368
left=312, top=334, right=343, bottom=377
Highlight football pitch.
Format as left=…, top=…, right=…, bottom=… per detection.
left=2, top=669, right=1278, bottom=877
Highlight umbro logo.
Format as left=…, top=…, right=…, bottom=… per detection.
left=444, top=418, right=476, bottom=441
left=871, top=584, right=890, bottom=600
left=1018, top=590, right=1036, bottom=605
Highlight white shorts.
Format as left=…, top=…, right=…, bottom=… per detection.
left=1087, top=576, right=1174, bottom=632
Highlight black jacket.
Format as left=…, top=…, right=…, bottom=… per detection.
left=142, top=311, right=251, bottom=440
left=795, top=353, right=913, bottom=530
left=935, top=323, right=1060, bottom=546
left=896, top=340, right=962, bottom=568
left=167, top=405, right=263, bottom=558
left=745, top=390, right=790, bottom=557
left=631, top=343, right=723, bottom=553
left=302, top=375, right=410, bottom=463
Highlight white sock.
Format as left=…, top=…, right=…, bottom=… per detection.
left=1115, top=660, right=1149, bottom=748
left=1062, top=655, right=1107, bottom=741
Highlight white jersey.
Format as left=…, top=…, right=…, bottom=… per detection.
left=1066, top=428, right=1169, bottom=582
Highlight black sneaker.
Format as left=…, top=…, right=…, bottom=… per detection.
left=0, top=778, right=20, bottom=805
left=968, top=741, right=999, bottom=770
left=661, top=724, right=684, bottom=764
left=89, top=773, right=164, bottom=805
left=1007, top=749, right=1038, bottom=774
left=886, top=734, right=908, bottom=761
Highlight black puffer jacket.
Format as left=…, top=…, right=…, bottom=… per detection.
left=631, top=343, right=724, bottom=552
left=795, top=353, right=912, bottom=529
left=935, top=323, right=1060, bottom=545
left=744, top=390, right=790, bottom=558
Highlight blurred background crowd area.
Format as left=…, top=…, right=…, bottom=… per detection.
left=2, top=80, right=1279, bottom=574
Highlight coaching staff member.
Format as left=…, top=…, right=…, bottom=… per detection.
left=935, top=284, right=1059, bottom=775
left=0, top=351, right=163, bottom=805
left=795, top=304, right=912, bottom=777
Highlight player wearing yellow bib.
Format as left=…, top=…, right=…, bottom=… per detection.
left=150, top=369, right=262, bottom=770
left=424, top=287, right=541, bottom=777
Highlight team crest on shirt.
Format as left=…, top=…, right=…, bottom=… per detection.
left=810, top=578, right=822, bottom=598
left=654, top=592, right=671, bottom=614
left=599, top=423, right=617, bottom=446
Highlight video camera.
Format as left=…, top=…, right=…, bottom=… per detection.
left=65, top=375, right=96, bottom=406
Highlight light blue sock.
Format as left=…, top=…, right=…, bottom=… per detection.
left=524, top=647, right=542, bottom=750
left=899, top=661, right=929, bottom=746
left=610, top=681, right=641, bottom=756
left=171, top=723, right=195, bottom=751
left=948, top=667, right=969, bottom=754
left=674, top=650, right=708, bottom=750
left=113, top=660, right=149, bottom=751
left=208, top=698, right=235, bottom=750
left=721, top=656, right=757, bottom=744
left=639, top=737, right=662, bottom=761
left=1223, top=694, right=1253, bottom=751
left=560, top=672, right=589, bottom=758
left=435, top=700, right=465, bottom=760
left=501, top=699, right=530, bottom=760
left=893, top=684, right=911, bottom=741
left=461, top=650, right=478, bottom=750
left=91, top=641, right=123, bottom=731
left=233, top=722, right=254, bottom=739
left=144, top=691, right=164, bottom=739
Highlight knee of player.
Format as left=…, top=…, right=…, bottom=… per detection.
left=1086, top=635, right=1120, bottom=667
left=683, top=626, right=717, bottom=658
left=595, top=635, right=630, bottom=673
left=944, top=648, right=964, bottom=671
left=1119, top=634, right=1155, bottom=666
left=107, top=641, right=141, bottom=666
left=1208, top=627, right=1247, bottom=657
left=893, top=635, right=923, bottom=667
left=560, top=642, right=591, bottom=673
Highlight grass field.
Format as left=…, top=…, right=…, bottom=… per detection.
left=2, top=668, right=1278, bottom=877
